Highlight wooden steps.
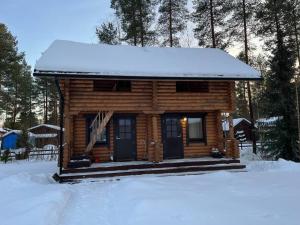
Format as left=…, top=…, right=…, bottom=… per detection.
left=67, top=155, right=92, bottom=168
left=86, top=111, right=113, bottom=153
left=54, top=159, right=246, bottom=183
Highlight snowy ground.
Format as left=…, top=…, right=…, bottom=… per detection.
left=1, top=153, right=300, bottom=225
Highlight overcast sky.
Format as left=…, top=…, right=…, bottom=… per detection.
left=0, top=0, right=113, bottom=68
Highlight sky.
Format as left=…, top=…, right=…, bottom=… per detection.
left=0, top=0, right=113, bottom=69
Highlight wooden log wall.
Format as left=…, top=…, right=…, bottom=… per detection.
left=181, top=112, right=219, bottom=158
left=60, top=79, right=235, bottom=164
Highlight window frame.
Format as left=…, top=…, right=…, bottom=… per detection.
left=186, top=113, right=207, bottom=145
left=85, top=114, right=110, bottom=147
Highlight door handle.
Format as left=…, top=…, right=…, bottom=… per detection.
left=116, top=137, right=121, bottom=140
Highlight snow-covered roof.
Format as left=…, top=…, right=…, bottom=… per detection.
left=0, top=128, right=7, bottom=133
left=222, top=118, right=252, bottom=131
left=2, top=130, right=21, bottom=138
left=29, top=133, right=58, bottom=138
left=28, top=124, right=64, bottom=132
left=34, top=40, right=261, bottom=80
left=256, top=117, right=281, bottom=126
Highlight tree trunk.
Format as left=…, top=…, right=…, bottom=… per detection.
left=242, top=0, right=257, bottom=154
left=168, top=0, right=173, bottom=47
left=292, top=4, right=300, bottom=153
left=209, top=0, right=216, bottom=48
left=138, top=0, right=145, bottom=47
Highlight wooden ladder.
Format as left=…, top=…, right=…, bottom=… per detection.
left=86, top=111, right=114, bottom=153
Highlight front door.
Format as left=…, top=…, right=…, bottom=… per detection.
left=162, top=115, right=184, bottom=159
left=114, top=115, right=137, bottom=161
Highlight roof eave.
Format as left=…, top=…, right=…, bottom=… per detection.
left=33, top=70, right=262, bottom=81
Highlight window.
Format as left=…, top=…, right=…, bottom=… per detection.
left=176, top=81, right=209, bottom=92
left=93, top=80, right=131, bottom=92
left=187, top=115, right=206, bottom=143
left=166, top=118, right=180, bottom=138
left=118, top=119, right=132, bottom=139
left=86, top=115, right=109, bottom=146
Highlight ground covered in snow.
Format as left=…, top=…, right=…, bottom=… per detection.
left=1, top=155, right=300, bottom=225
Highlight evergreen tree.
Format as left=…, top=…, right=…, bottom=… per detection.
left=0, top=23, right=22, bottom=85
left=228, top=0, right=258, bottom=45
left=35, top=77, right=59, bottom=125
left=157, top=0, right=189, bottom=47
left=0, top=23, right=38, bottom=130
left=111, top=0, right=157, bottom=46
left=96, top=22, right=120, bottom=45
left=256, top=0, right=299, bottom=161
left=192, top=0, right=233, bottom=49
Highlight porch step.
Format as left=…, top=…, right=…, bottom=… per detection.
left=63, top=159, right=241, bottom=174
left=55, top=161, right=246, bottom=183
left=67, top=155, right=92, bottom=168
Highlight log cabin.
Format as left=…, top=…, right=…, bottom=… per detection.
left=28, top=124, right=63, bottom=148
left=33, top=40, right=261, bottom=179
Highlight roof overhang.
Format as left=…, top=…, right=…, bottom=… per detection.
left=33, top=70, right=262, bottom=81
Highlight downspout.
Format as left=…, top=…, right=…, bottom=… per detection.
left=55, top=77, right=64, bottom=175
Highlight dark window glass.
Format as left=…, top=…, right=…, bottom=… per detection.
left=93, top=80, right=131, bottom=92
left=116, top=81, right=131, bottom=91
left=176, top=81, right=209, bottom=92
left=166, top=118, right=179, bottom=138
left=118, top=119, right=132, bottom=140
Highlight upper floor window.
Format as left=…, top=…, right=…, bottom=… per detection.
left=93, top=80, right=131, bottom=92
left=176, top=81, right=209, bottom=93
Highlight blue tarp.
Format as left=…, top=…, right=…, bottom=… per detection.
left=1, top=132, right=20, bottom=150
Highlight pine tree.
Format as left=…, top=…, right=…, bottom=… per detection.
left=96, top=22, right=120, bottom=45
left=0, top=23, right=22, bottom=85
left=111, top=0, right=157, bottom=46
left=192, top=0, right=233, bottom=49
left=256, top=0, right=299, bottom=161
left=157, top=0, right=189, bottom=47
left=36, top=77, right=59, bottom=125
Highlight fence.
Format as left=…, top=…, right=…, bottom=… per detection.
left=0, top=147, right=59, bottom=162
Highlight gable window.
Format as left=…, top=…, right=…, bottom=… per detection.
left=93, top=80, right=131, bottom=92
left=86, top=115, right=109, bottom=146
left=176, top=81, right=209, bottom=92
left=187, top=115, right=206, bottom=143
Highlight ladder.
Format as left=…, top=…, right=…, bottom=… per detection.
left=86, top=111, right=114, bottom=153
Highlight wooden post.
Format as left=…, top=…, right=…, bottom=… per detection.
left=216, top=111, right=224, bottom=152
left=152, top=115, right=161, bottom=163
left=63, top=79, right=71, bottom=168
left=151, top=81, right=161, bottom=162
left=227, top=114, right=239, bottom=159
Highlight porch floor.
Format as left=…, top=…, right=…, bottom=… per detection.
left=89, top=157, right=237, bottom=168
left=54, top=157, right=246, bottom=182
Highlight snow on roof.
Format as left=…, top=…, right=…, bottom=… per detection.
left=34, top=40, right=261, bottom=80
left=256, top=117, right=281, bottom=126
left=222, top=118, right=251, bottom=131
left=29, top=133, right=58, bottom=138
left=0, top=128, right=7, bottom=133
left=2, top=130, right=21, bottom=138
left=28, top=124, right=64, bottom=131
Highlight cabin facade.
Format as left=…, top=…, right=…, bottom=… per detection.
left=223, top=118, right=255, bottom=142
left=33, top=40, right=260, bottom=172
left=28, top=124, right=63, bottom=148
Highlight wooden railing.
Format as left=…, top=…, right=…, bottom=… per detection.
left=85, top=111, right=113, bottom=153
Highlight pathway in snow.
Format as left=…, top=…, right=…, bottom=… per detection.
left=1, top=159, right=300, bottom=225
